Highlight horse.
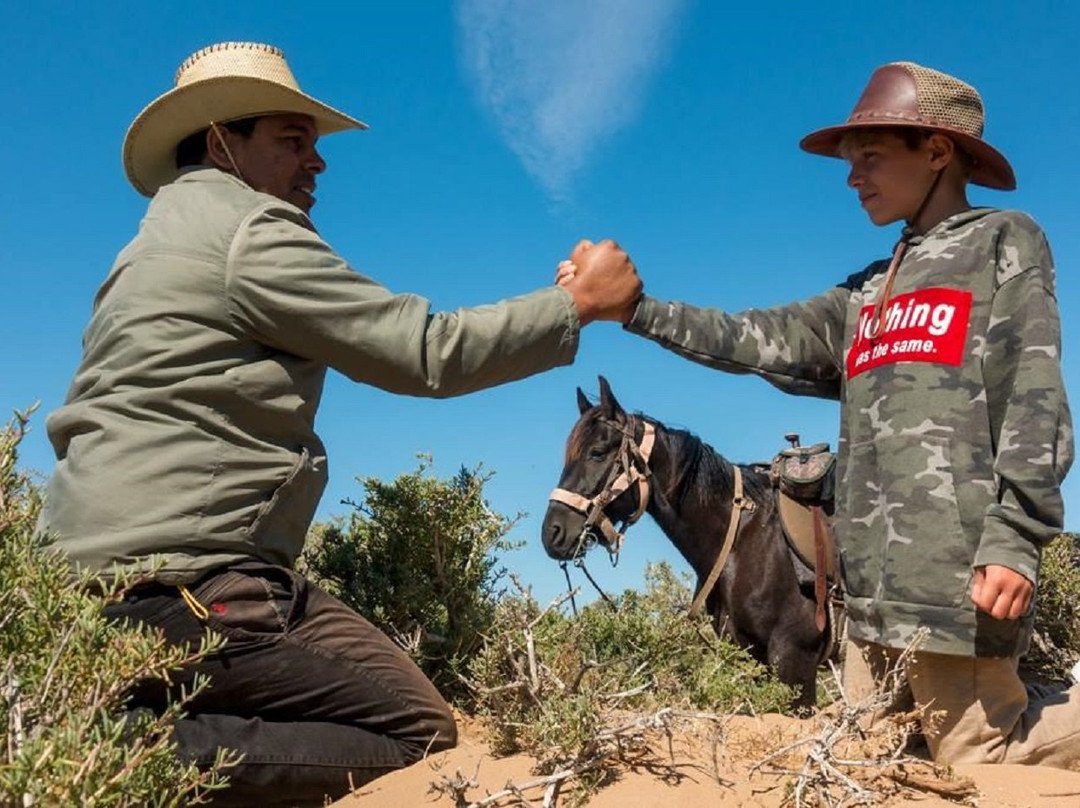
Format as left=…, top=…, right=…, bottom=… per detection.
left=541, top=376, right=833, bottom=709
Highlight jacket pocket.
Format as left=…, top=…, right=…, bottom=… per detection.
left=245, top=448, right=326, bottom=565
left=841, top=433, right=971, bottom=609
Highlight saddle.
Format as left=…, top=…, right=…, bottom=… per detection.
left=769, top=434, right=842, bottom=641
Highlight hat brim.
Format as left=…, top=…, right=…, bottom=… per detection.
left=123, top=76, right=368, bottom=196
left=799, top=120, right=1016, bottom=191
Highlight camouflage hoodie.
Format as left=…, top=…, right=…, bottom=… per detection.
left=626, top=208, right=1073, bottom=657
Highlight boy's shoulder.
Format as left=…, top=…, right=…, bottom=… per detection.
left=975, top=209, right=1054, bottom=288
left=976, top=207, right=1044, bottom=235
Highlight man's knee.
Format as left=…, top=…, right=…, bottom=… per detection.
left=400, top=708, right=457, bottom=764
left=429, top=704, right=458, bottom=751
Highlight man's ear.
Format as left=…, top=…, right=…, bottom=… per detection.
left=205, top=126, right=236, bottom=172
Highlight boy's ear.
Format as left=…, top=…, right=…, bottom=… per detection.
left=926, top=133, right=956, bottom=171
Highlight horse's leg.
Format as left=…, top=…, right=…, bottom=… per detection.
left=769, top=632, right=821, bottom=712
left=745, top=520, right=827, bottom=712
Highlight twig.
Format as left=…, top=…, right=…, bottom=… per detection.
left=752, top=628, right=974, bottom=806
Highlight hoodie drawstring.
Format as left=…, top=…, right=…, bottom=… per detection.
left=866, top=169, right=945, bottom=340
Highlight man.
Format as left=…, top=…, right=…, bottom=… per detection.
left=39, top=41, right=641, bottom=806
left=563, top=61, right=1079, bottom=766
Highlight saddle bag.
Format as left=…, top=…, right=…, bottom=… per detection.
left=771, top=442, right=836, bottom=505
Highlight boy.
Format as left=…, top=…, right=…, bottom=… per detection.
left=563, top=61, right=1079, bottom=766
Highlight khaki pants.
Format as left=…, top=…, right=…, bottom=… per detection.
left=844, top=639, right=1080, bottom=769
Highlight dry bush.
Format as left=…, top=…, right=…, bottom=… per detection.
left=456, top=563, right=793, bottom=805
left=753, top=631, right=977, bottom=807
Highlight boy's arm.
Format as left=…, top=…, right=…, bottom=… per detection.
left=623, top=285, right=850, bottom=400
left=976, top=239, right=1074, bottom=603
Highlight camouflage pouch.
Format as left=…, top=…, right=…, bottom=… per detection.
left=771, top=442, right=836, bottom=504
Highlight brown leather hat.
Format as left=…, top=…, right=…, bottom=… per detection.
left=800, top=62, right=1016, bottom=191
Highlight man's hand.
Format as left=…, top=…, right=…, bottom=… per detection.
left=971, top=564, right=1033, bottom=620
left=556, top=239, right=642, bottom=326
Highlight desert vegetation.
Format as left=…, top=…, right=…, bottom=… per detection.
left=0, top=409, right=238, bottom=806
left=3, top=415, right=1078, bottom=806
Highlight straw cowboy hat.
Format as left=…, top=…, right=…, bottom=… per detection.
left=800, top=61, right=1015, bottom=191
left=123, top=41, right=367, bottom=196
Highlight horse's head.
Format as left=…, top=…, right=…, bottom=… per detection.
left=542, top=376, right=654, bottom=560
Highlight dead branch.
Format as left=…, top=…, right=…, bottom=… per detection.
left=751, top=628, right=975, bottom=806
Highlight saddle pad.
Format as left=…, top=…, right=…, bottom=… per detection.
left=777, top=491, right=837, bottom=579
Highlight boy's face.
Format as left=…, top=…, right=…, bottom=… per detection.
left=843, top=131, right=936, bottom=226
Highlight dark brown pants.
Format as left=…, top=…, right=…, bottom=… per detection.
left=105, top=560, right=457, bottom=806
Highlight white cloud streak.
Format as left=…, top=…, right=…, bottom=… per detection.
left=456, top=0, right=685, bottom=200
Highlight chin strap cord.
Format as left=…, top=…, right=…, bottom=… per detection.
left=210, top=121, right=248, bottom=185
left=866, top=168, right=945, bottom=340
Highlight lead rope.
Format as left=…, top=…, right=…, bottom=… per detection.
left=866, top=169, right=945, bottom=340
left=559, top=559, right=618, bottom=616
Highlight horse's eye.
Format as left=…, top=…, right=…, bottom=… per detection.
left=587, top=447, right=607, bottom=461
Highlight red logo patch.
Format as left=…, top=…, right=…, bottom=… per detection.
left=846, top=287, right=972, bottom=378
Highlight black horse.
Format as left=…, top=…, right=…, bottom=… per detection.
left=541, top=377, right=831, bottom=709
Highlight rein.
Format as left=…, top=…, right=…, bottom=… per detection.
left=548, top=417, right=656, bottom=559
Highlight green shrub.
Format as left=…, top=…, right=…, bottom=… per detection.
left=469, top=562, right=794, bottom=767
left=1025, top=532, right=1080, bottom=681
left=0, top=409, right=237, bottom=806
left=301, top=457, right=520, bottom=701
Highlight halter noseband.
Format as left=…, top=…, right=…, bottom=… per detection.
left=548, top=417, right=656, bottom=558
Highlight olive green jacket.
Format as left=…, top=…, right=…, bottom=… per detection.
left=41, top=168, right=579, bottom=583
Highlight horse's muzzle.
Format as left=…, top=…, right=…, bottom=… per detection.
left=540, top=506, right=589, bottom=560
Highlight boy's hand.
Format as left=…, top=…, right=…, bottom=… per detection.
left=971, top=564, right=1033, bottom=620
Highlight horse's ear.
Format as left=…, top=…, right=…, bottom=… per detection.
left=597, top=375, right=625, bottom=420
left=576, top=387, right=592, bottom=414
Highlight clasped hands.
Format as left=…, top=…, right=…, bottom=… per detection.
left=555, top=239, right=642, bottom=326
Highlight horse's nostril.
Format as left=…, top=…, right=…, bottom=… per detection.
left=548, top=524, right=564, bottom=552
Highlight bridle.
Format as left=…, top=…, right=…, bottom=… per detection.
left=548, top=416, right=656, bottom=561
left=548, top=413, right=756, bottom=621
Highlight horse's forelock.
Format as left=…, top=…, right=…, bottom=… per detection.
left=564, top=409, right=624, bottom=465
left=564, top=413, right=592, bottom=464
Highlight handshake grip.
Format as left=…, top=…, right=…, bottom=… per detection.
left=555, top=239, right=643, bottom=326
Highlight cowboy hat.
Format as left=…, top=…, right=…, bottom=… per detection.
left=800, top=61, right=1015, bottom=191
left=123, top=41, right=367, bottom=196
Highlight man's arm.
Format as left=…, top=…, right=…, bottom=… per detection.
left=223, top=204, right=636, bottom=397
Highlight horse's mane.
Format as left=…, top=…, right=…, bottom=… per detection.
left=565, top=406, right=771, bottom=509
left=636, top=413, right=771, bottom=509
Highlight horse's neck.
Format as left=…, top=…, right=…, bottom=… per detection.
left=644, top=421, right=740, bottom=574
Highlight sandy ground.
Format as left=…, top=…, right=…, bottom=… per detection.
left=331, top=712, right=1080, bottom=807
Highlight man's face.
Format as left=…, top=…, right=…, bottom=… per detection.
left=221, top=113, right=326, bottom=213
left=843, top=132, right=935, bottom=226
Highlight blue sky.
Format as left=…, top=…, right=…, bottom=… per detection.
left=3, top=1, right=1078, bottom=606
